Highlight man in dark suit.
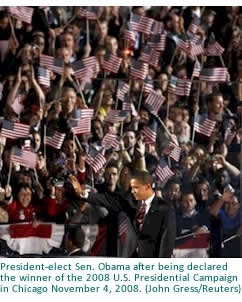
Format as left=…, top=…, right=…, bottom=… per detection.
left=86, top=171, right=176, bottom=258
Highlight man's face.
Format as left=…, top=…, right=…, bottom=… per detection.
left=105, top=167, right=119, bottom=186
left=62, top=89, right=76, bottom=113
left=210, top=96, right=224, bottom=115
left=181, top=194, right=197, bottom=213
left=130, top=179, right=150, bottom=201
left=123, top=131, right=136, bottom=148
left=167, top=183, right=181, bottom=201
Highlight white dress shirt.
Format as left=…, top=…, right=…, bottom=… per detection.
left=143, top=193, right=155, bottom=216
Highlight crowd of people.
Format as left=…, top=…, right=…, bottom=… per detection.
left=0, top=6, right=241, bottom=257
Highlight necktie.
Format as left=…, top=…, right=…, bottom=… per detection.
left=136, top=201, right=147, bottom=231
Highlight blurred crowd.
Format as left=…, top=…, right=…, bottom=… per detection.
left=0, top=6, right=241, bottom=257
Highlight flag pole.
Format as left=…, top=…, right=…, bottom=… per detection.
left=74, top=135, right=83, bottom=151
left=34, top=168, right=40, bottom=185
left=137, top=81, right=144, bottom=111
left=86, top=18, right=90, bottom=46
left=191, top=81, right=200, bottom=146
left=8, top=16, right=18, bottom=45
left=94, top=90, right=104, bottom=118
left=7, top=160, right=13, bottom=186
left=115, top=81, right=119, bottom=110
left=43, top=125, right=47, bottom=162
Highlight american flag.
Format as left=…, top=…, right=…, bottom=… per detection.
left=45, top=128, right=66, bottom=149
left=68, top=118, right=91, bottom=135
left=143, top=77, right=154, bottom=93
left=169, top=142, right=182, bottom=162
left=104, top=110, right=128, bottom=124
left=224, top=128, right=236, bottom=146
left=123, top=29, right=137, bottom=43
left=148, top=33, right=167, bottom=51
left=130, top=14, right=154, bottom=35
left=188, top=15, right=200, bottom=34
left=11, top=94, right=24, bottom=115
left=142, top=120, right=158, bottom=144
left=72, top=60, right=90, bottom=80
left=82, top=56, right=98, bottom=75
left=1, top=120, right=30, bottom=140
left=205, top=35, right=224, bottom=56
left=199, top=68, right=228, bottom=82
left=194, top=115, right=216, bottom=137
left=37, top=67, right=50, bottom=87
left=102, top=133, right=120, bottom=150
left=39, top=55, right=64, bottom=74
left=79, top=7, right=97, bottom=20
left=140, top=46, right=160, bottom=67
left=144, top=91, right=165, bottom=114
left=118, top=213, right=129, bottom=246
left=168, top=76, right=192, bottom=96
left=40, top=54, right=54, bottom=69
left=79, top=109, right=94, bottom=119
left=155, top=158, right=174, bottom=183
left=170, top=34, right=189, bottom=54
left=86, top=147, right=106, bottom=173
left=189, top=35, right=204, bottom=57
left=117, top=81, right=130, bottom=101
left=151, top=20, right=164, bottom=34
left=122, top=95, right=132, bottom=111
left=192, top=60, right=201, bottom=78
left=102, top=53, right=122, bottom=74
left=10, top=147, right=37, bottom=169
left=130, top=60, right=148, bottom=80
left=52, top=58, right=64, bottom=74
left=8, top=6, right=33, bottom=24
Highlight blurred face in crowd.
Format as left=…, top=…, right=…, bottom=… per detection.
left=172, top=14, right=180, bottom=33
left=165, top=119, right=174, bottom=134
left=182, top=156, right=195, bottom=173
left=58, top=47, right=72, bottom=63
left=106, top=37, right=118, bottom=55
left=33, top=35, right=45, bottom=54
left=181, top=194, right=197, bottom=215
left=18, top=174, right=32, bottom=186
left=224, top=196, right=239, bottom=218
left=62, top=88, right=76, bottom=113
left=123, top=131, right=136, bottom=148
left=61, top=32, right=74, bottom=51
left=55, top=186, right=65, bottom=201
left=139, top=109, right=150, bottom=125
left=63, top=139, right=75, bottom=156
left=209, top=95, right=224, bottom=115
left=193, top=147, right=205, bottom=160
left=134, top=7, right=145, bottom=16
left=167, top=183, right=181, bottom=202
left=97, top=21, right=108, bottom=38
left=0, top=16, right=9, bottom=30
left=196, top=182, right=209, bottom=201
left=175, top=121, right=190, bottom=143
left=103, top=122, right=118, bottom=135
left=105, top=167, right=119, bottom=188
left=93, top=120, right=104, bottom=140
left=158, top=73, right=168, bottom=91
left=18, top=187, right=32, bottom=208
left=102, top=89, right=113, bottom=106
left=119, top=166, right=132, bottom=190
left=33, top=133, right=41, bottom=151
left=215, top=169, right=229, bottom=188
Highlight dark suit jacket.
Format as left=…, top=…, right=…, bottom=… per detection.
left=88, top=192, right=176, bottom=258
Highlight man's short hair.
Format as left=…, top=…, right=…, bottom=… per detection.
left=131, top=170, right=152, bottom=185
left=68, top=228, right=85, bottom=248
